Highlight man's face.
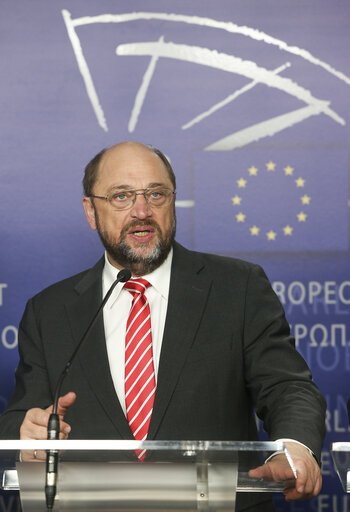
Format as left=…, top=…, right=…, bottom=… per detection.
left=83, top=143, right=176, bottom=276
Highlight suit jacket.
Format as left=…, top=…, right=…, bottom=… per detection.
left=0, top=242, right=326, bottom=510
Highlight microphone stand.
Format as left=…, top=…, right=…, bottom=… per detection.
left=45, top=268, right=131, bottom=511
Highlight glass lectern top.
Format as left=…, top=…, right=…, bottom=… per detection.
left=0, top=439, right=296, bottom=493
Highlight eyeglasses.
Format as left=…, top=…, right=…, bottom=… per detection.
left=88, top=187, right=176, bottom=211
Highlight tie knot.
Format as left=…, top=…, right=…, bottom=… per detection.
left=124, top=278, right=151, bottom=296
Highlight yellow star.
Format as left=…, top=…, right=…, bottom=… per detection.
left=283, top=225, right=293, bottom=235
left=295, top=177, right=305, bottom=187
left=237, top=178, right=247, bottom=188
left=284, top=165, right=294, bottom=176
left=248, top=166, right=258, bottom=176
left=266, top=161, right=276, bottom=171
left=266, top=230, right=277, bottom=240
left=297, top=212, right=307, bottom=222
left=236, top=212, right=246, bottom=222
left=232, top=195, right=242, bottom=206
left=301, top=194, right=311, bottom=205
left=250, top=226, right=260, bottom=236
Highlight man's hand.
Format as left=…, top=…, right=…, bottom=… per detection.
left=248, top=441, right=322, bottom=501
left=20, top=392, right=76, bottom=461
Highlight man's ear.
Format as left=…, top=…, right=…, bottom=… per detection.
left=82, top=197, right=97, bottom=230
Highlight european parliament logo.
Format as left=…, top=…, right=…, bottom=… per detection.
left=62, top=8, right=349, bottom=147
left=194, top=150, right=348, bottom=252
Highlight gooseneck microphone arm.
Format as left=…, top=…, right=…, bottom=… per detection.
left=45, top=268, right=131, bottom=511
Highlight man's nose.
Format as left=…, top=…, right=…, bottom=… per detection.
left=130, top=193, right=152, bottom=218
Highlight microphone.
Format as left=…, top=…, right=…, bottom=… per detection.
left=45, top=268, right=131, bottom=511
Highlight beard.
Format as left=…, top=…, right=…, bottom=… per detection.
left=95, top=212, right=176, bottom=277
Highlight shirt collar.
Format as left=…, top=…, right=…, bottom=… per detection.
left=102, top=248, right=173, bottom=307
left=142, top=249, right=173, bottom=300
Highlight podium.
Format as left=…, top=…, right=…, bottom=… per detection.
left=331, top=442, right=350, bottom=493
left=0, top=440, right=296, bottom=511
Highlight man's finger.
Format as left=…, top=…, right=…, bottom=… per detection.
left=20, top=408, right=51, bottom=439
left=284, top=476, right=321, bottom=502
left=249, top=455, right=295, bottom=483
left=56, top=392, right=77, bottom=417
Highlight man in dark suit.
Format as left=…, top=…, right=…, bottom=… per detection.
left=0, top=142, right=326, bottom=510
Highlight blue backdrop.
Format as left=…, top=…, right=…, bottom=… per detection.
left=1, top=1, right=349, bottom=510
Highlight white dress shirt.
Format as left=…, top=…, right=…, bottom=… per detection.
left=102, top=250, right=172, bottom=415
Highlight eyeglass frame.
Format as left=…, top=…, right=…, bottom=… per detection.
left=87, top=186, right=176, bottom=211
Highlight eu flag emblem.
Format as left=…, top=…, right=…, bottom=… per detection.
left=193, top=150, right=348, bottom=252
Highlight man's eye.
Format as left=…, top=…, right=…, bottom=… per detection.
left=112, top=192, right=130, bottom=201
left=150, top=190, right=164, bottom=199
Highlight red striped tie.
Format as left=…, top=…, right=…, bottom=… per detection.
left=124, top=278, right=156, bottom=460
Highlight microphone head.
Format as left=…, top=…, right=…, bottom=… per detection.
left=117, top=268, right=132, bottom=282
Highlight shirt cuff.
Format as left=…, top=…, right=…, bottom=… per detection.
left=265, top=438, right=314, bottom=464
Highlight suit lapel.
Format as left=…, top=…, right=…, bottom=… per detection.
left=65, top=258, right=133, bottom=440
left=147, top=243, right=212, bottom=439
